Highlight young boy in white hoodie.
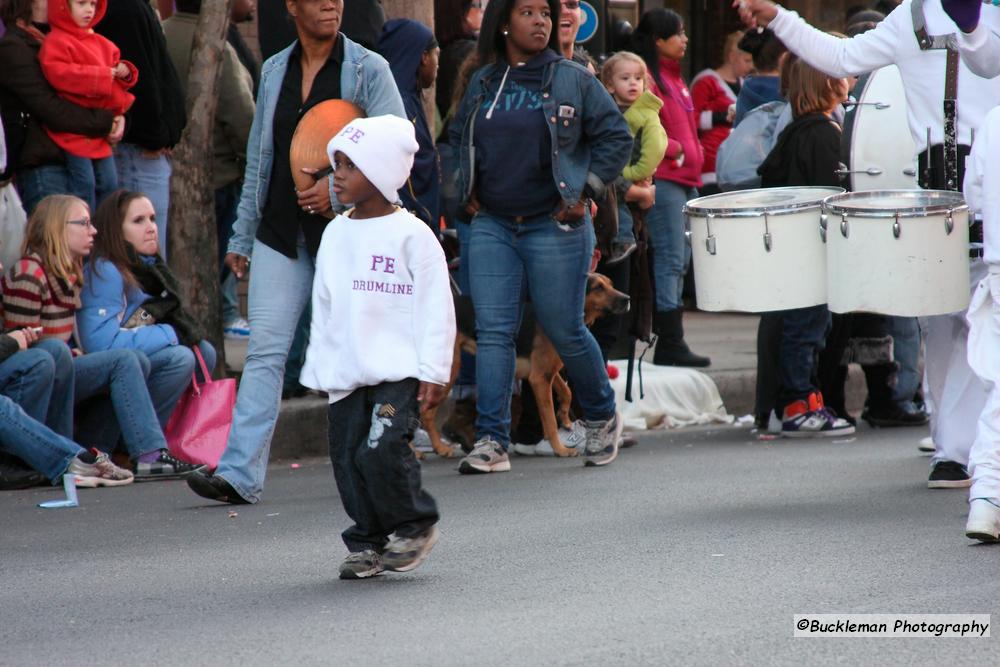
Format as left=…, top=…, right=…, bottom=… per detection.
left=300, top=115, right=456, bottom=579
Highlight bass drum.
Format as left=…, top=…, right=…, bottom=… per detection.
left=839, top=65, right=918, bottom=192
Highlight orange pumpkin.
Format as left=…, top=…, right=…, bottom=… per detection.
left=289, top=100, right=365, bottom=193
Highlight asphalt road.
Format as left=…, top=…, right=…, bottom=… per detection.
left=1, top=424, right=997, bottom=666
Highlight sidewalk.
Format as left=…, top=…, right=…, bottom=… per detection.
left=222, top=311, right=868, bottom=459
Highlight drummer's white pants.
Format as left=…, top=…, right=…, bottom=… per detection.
left=922, top=259, right=989, bottom=468
left=967, top=265, right=1000, bottom=502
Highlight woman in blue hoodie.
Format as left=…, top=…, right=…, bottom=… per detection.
left=449, top=0, right=632, bottom=474
left=378, top=18, right=442, bottom=229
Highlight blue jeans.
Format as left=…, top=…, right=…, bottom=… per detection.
left=468, top=212, right=616, bottom=446
left=114, top=144, right=171, bottom=259
left=15, top=164, right=71, bottom=215
left=146, top=341, right=218, bottom=427
left=778, top=305, right=832, bottom=411
left=0, top=395, right=81, bottom=483
left=64, top=153, right=118, bottom=212
left=888, top=316, right=921, bottom=404
left=647, top=180, right=697, bottom=311
left=215, top=238, right=314, bottom=503
left=73, top=349, right=166, bottom=458
left=16, top=338, right=75, bottom=437
left=216, top=183, right=242, bottom=323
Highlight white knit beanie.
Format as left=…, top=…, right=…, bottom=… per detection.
left=326, top=115, right=419, bottom=204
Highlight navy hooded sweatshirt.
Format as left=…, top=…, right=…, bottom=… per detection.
left=378, top=19, right=441, bottom=229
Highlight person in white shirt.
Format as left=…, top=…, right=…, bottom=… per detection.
left=961, top=107, right=1000, bottom=542
left=737, top=0, right=1000, bottom=489
left=299, top=115, right=456, bottom=580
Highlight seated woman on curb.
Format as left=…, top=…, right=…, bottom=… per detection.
left=77, top=190, right=217, bottom=430
left=1, top=194, right=201, bottom=480
left=0, top=326, right=133, bottom=488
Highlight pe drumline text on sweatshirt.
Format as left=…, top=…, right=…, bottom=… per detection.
left=299, top=208, right=457, bottom=403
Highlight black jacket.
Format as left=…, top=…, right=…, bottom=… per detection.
left=758, top=112, right=842, bottom=188
left=94, top=0, right=185, bottom=150
left=0, top=26, right=114, bottom=177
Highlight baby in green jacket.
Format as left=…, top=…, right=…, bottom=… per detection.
left=600, top=52, right=669, bottom=265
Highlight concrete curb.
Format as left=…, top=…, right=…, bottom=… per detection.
left=268, top=365, right=871, bottom=460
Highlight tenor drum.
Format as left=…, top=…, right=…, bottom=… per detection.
left=840, top=65, right=918, bottom=191
left=684, top=187, right=843, bottom=312
left=823, top=190, right=969, bottom=316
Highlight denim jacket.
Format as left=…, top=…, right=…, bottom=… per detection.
left=227, top=34, right=405, bottom=258
left=448, top=56, right=631, bottom=209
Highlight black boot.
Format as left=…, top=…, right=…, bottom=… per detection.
left=652, top=309, right=711, bottom=367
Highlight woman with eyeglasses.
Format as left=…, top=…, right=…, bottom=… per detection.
left=77, top=190, right=217, bottom=442
left=633, top=8, right=711, bottom=368
left=1, top=194, right=202, bottom=480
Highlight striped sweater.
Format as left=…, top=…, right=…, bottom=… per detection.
left=1, top=253, right=80, bottom=342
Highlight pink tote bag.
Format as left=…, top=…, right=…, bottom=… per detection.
left=164, top=346, right=236, bottom=470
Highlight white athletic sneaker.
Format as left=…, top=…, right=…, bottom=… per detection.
left=918, top=437, right=936, bottom=453
left=411, top=428, right=433, bottom=454
left=534, top=421, right=587, bottom=456
left=511, top=441, right=539, bottom=456
left=966, top=499, right=1000, bottom=543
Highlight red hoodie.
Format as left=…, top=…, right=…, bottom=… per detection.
left=38, top=0, right=137, bottom=159
left=651, top=58, right=703, bottom=188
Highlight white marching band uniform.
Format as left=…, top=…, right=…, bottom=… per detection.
left=766, top=0, right=1000, bottom=474
left=963, top=107, right=1000, bottom=539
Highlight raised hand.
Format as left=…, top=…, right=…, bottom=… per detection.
left=733, top=0, right=779, bottom=28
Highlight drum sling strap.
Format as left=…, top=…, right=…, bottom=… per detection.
left=911, top=0, right=962, bottom=191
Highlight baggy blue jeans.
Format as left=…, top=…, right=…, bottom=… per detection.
left=468, top=211, right=616, bottom=447
left=214, top=238, right=315, bottom=503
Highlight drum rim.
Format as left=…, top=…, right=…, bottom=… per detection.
left=683, top=186, right=845, bottom=218
left=823, top=189, right=968, bottom=218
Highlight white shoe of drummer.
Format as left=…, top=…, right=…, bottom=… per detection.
left=918, top=436, right=935, bottom=454
left=534, top=421, right=587, bottom=456
left=966, top=499, right=1000, bottom=543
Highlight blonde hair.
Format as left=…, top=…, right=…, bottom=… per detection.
left=784, top=53, right=845, bottom=117
left=22, top=194, right=88, bottom=285
left=600, top=51, right=648, bottom=89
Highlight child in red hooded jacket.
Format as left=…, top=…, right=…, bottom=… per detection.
left=38, top=0, right=137, bottom=211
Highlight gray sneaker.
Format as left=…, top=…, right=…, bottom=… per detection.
left=338, top=550, right=384, bottom=579
left=67, top=450, right=134, bottom=487
left=534, top=420, right=587, bottom=456
left=383, top=525, right=439, bottom=572
left=458, top=438, right=510, bottom=474
left=583, top=412, right=623, bottom=467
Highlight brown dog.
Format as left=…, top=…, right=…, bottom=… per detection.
left=420, top=273, right=630, bottom=458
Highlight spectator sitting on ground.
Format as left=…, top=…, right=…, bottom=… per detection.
left=1, top=194, right=202, bottom=480
left=0, top=325, right=134, bottom=489
left=0, top=0, right=123, bottom=215
left=37, top=0, right=137, bottom=212
left=379, top=18, right=442, bottom=230
left=77, top=189, right=217, bottom=435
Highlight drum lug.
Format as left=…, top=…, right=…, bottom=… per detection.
left=840, top=214, right=850, bottom=239
left=705, top=212, right=716, bottom=255
left=820, top=213, right=828, bottom=243
left=763, top=211, right=772, bottom=253
left=893, top=213, right=901, bottom=239
left=945, top=210, right=954, bottom=235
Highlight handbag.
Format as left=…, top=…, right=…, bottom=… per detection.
left=164, top=346, right=235, bottom=470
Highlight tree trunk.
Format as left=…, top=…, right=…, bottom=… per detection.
left=168, top=0, right=233, bottom=375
